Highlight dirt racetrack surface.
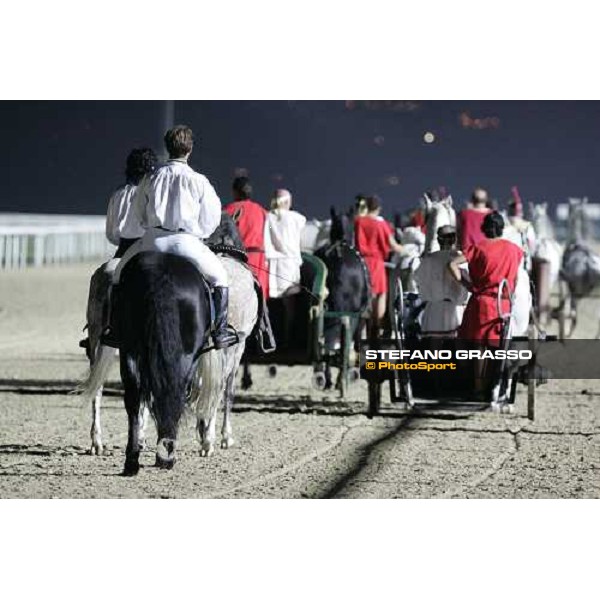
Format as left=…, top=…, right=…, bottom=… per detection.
left=1, top=263, right=599, bottom=498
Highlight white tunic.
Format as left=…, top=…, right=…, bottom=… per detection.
left=266, top=209, right=307, bottom=298
left=105, top=183, right=144, bottom=245
left=414, top=249, right=469, bottom=335
left=132, top=159, right=221, bottom=238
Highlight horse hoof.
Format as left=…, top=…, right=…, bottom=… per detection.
left=155, top=455, right=176, bottom=470
left=90, top=443, right=104, bottom=456
left=156, top=438, right=177, bottom=468
left=221, top=438, right=235, bottom=450
left=348, top=367, right=361, bottom=383
left=312, top=372, right=327, bottom=390
left=122, top=460, right=140, bottom=476
left=200, top=444, right=215, bottom=457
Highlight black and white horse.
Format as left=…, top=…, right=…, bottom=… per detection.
left=79, top=212, right=258, bottom=472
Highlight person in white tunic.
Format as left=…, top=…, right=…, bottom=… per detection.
left=266, top=189, right=307, bottom=298
left=414, top=225, right=469, bottom=336
left=106, top=125, right=237, bottom=349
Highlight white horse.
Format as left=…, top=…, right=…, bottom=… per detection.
left=300, top=218, right=331, bottom=254
left=396, top=226, right=426, bottom=293
left=423, top=193, right=456, bottom=254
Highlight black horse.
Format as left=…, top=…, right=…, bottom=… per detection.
left=118, top=252, right=211, bottom=475
left=315, top=207, right=371, bottom=388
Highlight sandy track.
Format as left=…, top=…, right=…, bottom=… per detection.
left=0, top=263, right=599, bottom=498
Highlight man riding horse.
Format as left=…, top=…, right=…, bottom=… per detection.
left=104, top=125, right=238, bottom=349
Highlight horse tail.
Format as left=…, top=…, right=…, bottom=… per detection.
left=75, top=344, right=117, bottom=400
left=138, top=277, right=190, bottom=428
left=192, top=348, right=224, bottom=421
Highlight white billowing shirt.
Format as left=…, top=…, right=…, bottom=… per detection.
left=132, top=160, right=222, bottom=239
left=105, top=183, right=145, bottom=245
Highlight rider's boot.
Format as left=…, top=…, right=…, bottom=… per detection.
left=212, top=286, right=239, bottom=349
left=100, top=284, right=120, bottom=349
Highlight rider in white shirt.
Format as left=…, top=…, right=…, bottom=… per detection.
left=105, top=148, right=156, bottom=256
left=105, top=125, right=237, bottom=349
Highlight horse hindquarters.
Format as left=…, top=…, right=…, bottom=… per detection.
left=119, top=254, right=208, bottom=472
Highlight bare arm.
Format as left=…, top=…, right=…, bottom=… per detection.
left=447, top=252, right=467, bottom=283
left=389, top=235, right=404, bottom=254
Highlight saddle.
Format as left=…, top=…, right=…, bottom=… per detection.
left=207, top=243, right=249, bottom=264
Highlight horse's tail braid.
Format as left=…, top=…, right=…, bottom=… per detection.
left=192, top=348, right=224, bottom=421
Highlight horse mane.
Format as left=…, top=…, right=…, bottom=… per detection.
left=207, top=211, right=246, bottom=250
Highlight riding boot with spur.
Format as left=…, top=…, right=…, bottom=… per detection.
left=212, top=286, right=239, bottom=349
left=100, top=284, right=120, bottom=348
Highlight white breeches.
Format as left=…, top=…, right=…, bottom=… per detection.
left=113, top=228, right=228, bottom=287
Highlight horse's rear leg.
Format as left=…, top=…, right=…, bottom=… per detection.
left=121, top=354, right=142, bottom=475
left=221, top=345, right=244, bottom=449
left=90, top=386, right=103, bottom=455
left=241, top=359, right=253, bottom=390
left=198, top=416, right=217, bottom=457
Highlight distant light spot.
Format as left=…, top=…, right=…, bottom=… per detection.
left=424, top=131, right=436, bottom=144
left=234, top=167, right=249, bottom=177
left=272, top=173, right=284, bottom=182
left=374, top=135, right=385, bottom=146
left=386, top=175, right=400, bottom=186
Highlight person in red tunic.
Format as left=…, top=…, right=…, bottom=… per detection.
left=355, top=196, right=404, bottom=336
left=224, top=176, right=270, bottom=297
left=448, top=211, right=524, bottom=398
left=457, top=187, right=491, bottom=251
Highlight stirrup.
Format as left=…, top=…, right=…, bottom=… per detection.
left=100, top=327, right=119, bottom=349
left=212, top=325, right=239, bottom=349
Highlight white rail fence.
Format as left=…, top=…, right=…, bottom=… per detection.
left=0, top=213, right=114, bottom=270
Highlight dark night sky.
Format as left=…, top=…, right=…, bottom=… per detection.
left=1, top=100, right=599, bottom=219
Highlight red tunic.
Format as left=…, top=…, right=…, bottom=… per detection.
left=459, top=238, right=523, bottom=342
left=225, top=199, right=269, bottom=297
left=458, top=208, right=491, bottom=251
left=355, top=216, right=392, bottom=295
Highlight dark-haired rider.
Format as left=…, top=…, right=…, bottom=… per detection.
left=80, top=148, right=157, bottom=356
